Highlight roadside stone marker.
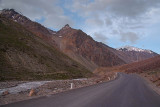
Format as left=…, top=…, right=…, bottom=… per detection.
left=70, top=83, right=74, bottom=89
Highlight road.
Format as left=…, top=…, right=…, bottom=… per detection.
left=2, top=73, right=160, bottom=107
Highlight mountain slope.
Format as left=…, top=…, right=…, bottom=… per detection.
left=122, top=55, right=160, bottom=73
left=0, top=9, right=57, bottom=47
left=55, top=25, right=126, bottom=71
left=0, top=15, right=92, bottom=81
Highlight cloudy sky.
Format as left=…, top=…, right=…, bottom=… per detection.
left=0, top=0, right=160, bottom=53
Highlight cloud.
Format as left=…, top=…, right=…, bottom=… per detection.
left=71, top=0, right=160, bottom=18
left=120, top=32, right=139, bottom=44
left=129, top=25, right=144, bottom=29
left=86, top=17, right=104, bottom=27
left=105, top=18, right=112, bottom=26
left=0, top=0, right=73, bottom=29
left=68, top=0, right=160, bottom=45
left=0, top=0, right=160, bottom=47
left=94, top=32, right=108, bottom=43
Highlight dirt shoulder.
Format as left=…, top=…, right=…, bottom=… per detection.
left=139, top=73, right=160, bottom=96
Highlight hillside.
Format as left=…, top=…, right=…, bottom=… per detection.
left=0, top=15, right=92, bottom=81
left=122, top=55, right=160, bottom=73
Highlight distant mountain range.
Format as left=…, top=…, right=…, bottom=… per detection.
left=0, top=9, right=159, bottom=81
left=114, top=46, right=158, bottom=63
left=117, top=46, right=154, bottom=53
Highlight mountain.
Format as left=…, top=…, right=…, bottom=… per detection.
left=0, top=14, right=92, bottom=81
left=0, top=9, right=158, bottom=72
left=118, top=46, right=153, bottom=52
left=55, top=24, right=126, bottom=71
left=0, top=9, right=57, bottom=47
left=113, top=46, right=158, bottom=63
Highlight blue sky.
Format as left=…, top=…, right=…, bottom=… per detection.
left=0, top=0, right=160, bottom=53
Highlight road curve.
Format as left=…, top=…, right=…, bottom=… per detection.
left=2, top=73, right=160, bottom=107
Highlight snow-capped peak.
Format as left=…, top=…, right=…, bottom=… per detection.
left=117, top=46, right=153, bottom=54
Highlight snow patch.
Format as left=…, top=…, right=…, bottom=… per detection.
left=117, top=46, right=153, bottom=54
left=73, top=78, right=87, bottom=81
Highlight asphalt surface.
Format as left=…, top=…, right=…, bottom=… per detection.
left=2, top=73, right=160, bottom=107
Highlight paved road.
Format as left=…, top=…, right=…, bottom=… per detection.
left=2, top=73, right=160, bottom=107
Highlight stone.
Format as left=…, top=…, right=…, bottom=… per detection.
left=28, top=89, right=35, bottom=97
left=2, top=91, right=9, bottom=96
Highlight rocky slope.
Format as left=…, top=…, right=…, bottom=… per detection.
left=55, top=25, right=126, bottom=71
left=0, top=15, right=92, bottom=81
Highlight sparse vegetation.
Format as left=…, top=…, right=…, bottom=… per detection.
left=0, top=16, right=92, bottom=81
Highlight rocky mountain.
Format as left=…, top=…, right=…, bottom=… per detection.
left=0, top=9, right=57, bottom=47
left=0, top=14, right=92, bottom=81
left=117, top=46, right=154, bottom=54
left=0, top=9, right=158, bottom=72
left=55, top=24, right=126, bottom=71
left=114, top=46, right=158, bottom=63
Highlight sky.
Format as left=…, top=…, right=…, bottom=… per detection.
left=0, top=0, right=160, bottom=53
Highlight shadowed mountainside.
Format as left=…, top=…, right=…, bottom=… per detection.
left=0, top=15, right=92, bottom=81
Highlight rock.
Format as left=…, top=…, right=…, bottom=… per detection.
left=28, top=89, right=36, bottom=97
left=2, top=91, right=9, bottom=96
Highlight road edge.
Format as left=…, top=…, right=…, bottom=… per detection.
left=140, top=74, right=160, bottom=96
